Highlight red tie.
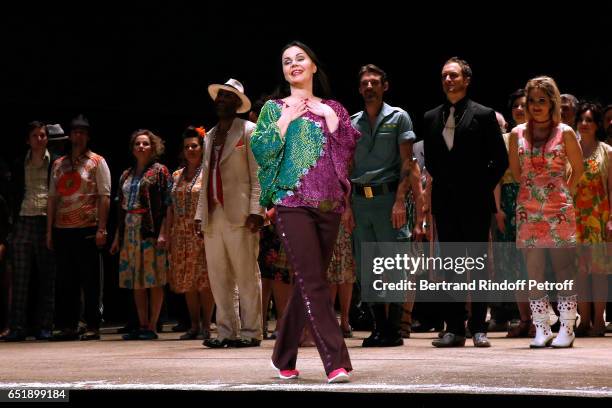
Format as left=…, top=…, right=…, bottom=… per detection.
left=208, top=144, right=224, bottom=208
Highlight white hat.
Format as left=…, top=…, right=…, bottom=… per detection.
left=208, top=78, right=252, bottom=114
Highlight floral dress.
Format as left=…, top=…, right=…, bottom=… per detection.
left=168, top=167, right=210, bottom=292
left=516, top=123, right=577, bottom=248
left=326, top=223, right=356, bottom=284
left=258, top=224, right=292, bottom=285
left=574, top=142, right=610, bottom=274
left=118, top=163, right=170, bottom=289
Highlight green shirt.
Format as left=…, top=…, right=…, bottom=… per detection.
left=350, top=102, right=416, bottom=185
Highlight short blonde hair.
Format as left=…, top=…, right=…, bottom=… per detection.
left=130, top=129, right=165, bottom=160
left=525, top=76, right=562, bottom=125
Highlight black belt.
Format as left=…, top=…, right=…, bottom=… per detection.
left=352, top=181, right=398, bottom=198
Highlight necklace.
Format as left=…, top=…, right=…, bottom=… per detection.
left=528, top=121, right=554, bottom=167
left=177, top=165, right=202, bottom=216
left=581, top=140, right=599, bottom=161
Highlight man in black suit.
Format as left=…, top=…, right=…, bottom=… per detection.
left=423, top=57, right=508, bottom=347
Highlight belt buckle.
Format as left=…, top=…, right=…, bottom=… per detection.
left=364, top=186, right=374, bottom=198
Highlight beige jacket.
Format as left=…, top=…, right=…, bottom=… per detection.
left=194, top=118, right=264, bottom=230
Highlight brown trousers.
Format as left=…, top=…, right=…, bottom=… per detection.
left=271, top=206, right=352, bottom=375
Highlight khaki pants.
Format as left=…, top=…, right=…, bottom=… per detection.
left=204, top=206, right=262, bottom=340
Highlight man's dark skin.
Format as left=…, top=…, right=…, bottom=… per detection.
left=195, top=89, right=264, bottom=237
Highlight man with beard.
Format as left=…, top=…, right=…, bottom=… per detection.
left=194, top=79, right=265, bottom=348
left=347, top=64, right=424, bottom=347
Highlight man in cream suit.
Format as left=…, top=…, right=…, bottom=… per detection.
left=195, top=79, right=265, bottom=348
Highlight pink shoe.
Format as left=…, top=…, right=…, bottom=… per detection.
left=271, top=360, right=299, bottom=379
left=327, top=368, right=350, bottom=383
left=279, top=369, right=300, bottom=379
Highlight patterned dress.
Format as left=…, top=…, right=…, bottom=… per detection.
left=258, top=224, right=293, bottom=284
left=494, top=133, right=527, bottom=279
left=168, top=167, right=210, bottom=292
left=118, top=163, right=169, bottom=289
left=326, top=223, right=356, bottom=284
left=574, top=142, right=610, bottom=274
left=516, top=123, right=577, bottom=248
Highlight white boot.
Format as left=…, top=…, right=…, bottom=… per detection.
left=529, top=296, right=554, bottom=348
left=552, top=295, right=578, bottom=348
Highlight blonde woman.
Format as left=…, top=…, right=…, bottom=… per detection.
left=509, top=76, right=583, bottom=348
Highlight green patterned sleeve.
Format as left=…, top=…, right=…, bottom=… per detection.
left=250, top=100, right=285, bottom=207
left=250, top=100, right=284, bottom=169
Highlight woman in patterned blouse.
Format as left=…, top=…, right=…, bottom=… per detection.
left=111, top=130, right=170, bottom=341
left=166, top=127, right=214, bottom=340
left=251, top=41, right=359, bottom=383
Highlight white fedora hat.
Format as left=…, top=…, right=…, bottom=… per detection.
left=208, top=78, right=252, bottom=114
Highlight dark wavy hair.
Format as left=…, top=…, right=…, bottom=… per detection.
left=178, top=126, right=204, bottom=167
left=182, top=126, right=205, bottom=144
left=272, top=41, right=332, bottom=99
left=576, top=101, right=605, bottom=141
left=507, top=88, right=526, bottom=128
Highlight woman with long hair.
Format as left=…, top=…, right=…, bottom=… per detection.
left=251, top=41, right=359, bottom=383
left=573, top=102, right=612, bottom=337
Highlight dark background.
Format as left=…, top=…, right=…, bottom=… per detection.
left=1, top=3, right=610, bottom=321
left=3, top=3, right=611, bottom=160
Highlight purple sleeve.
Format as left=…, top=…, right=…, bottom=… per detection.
left=327, top=100, right=360, bottom=195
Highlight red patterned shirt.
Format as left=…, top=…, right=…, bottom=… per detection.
left=49, top=150, right=111, bottom=228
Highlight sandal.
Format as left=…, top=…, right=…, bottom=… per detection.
left=179, top=329, right=200, bottom=340
left=506, top=319, right=533, bottom=338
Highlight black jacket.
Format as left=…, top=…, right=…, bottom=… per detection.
left=423, top=98, right=509, bottom=216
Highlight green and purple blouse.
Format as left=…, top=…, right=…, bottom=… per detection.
left=251, top=99, right=360, bottom=213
